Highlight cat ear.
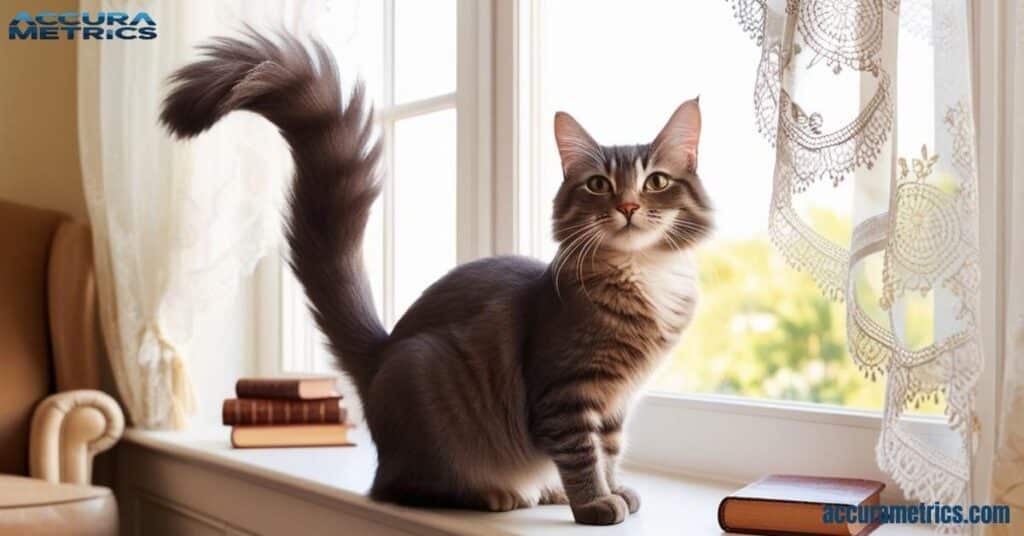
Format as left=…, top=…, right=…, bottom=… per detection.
left=652, top=98, right=701, bottom=174
left=554, top=111, right=601, bottom=176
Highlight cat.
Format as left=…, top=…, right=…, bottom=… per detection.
left=161, top=30, right=711, bottom=526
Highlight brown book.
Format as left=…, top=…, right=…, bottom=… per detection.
left=235, top=376, right=339, bottom=400
left=718, top=475, right=885, bottom=536
left=230, top=424, right=354, bottom=448
left=222, top=398, right=347, bottom=426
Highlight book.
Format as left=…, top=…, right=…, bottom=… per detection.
left=230, top=424, right=354, bottom=448
left=222, top=398, right=347, bottom=426
left=235, top=376, right=339, bottom=400
left=718, top=475, right=885, bottom=536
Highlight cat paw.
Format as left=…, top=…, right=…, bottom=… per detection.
left=570, top=495, right=628, bottom=525
left=612, top=486, right=641, bottom=513
left=482, top=490, right=531, bottom=512
left=539, top=488, right=569, bottom=505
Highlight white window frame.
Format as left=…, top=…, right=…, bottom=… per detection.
left=261, top=0, right=494, bottom=375
left=262, top=0, right=1009, bottom=504
left=495, top=0, right=1006, bottom=503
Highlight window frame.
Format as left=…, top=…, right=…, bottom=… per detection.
left=262, top=0, right=1008, bottom=502
left=264, top=0, right=491, bottom=376
left=497, top=0, right=1005, bottom=501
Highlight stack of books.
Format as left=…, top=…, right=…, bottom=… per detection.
left=223, top=376, right=354, bottom=448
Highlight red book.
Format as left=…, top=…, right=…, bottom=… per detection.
left=718, top=475, right=885, bottom=536
left=234, top=376, right=339, bottom=400
left=222, top=398, right=347, bottom=426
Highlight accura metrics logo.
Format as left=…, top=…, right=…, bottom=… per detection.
left=9, top=11, right=157, bottom=40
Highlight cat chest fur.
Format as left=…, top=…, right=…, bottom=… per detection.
left=592, top=251, right=699, bottom=353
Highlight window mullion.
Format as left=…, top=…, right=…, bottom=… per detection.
left=455, top=0, right=494, bottom=262
left=382, top=0, right=397, bottom=328
left=491, top=0, right=518, bottom=255
left=517, top=0, right=542, bottom=257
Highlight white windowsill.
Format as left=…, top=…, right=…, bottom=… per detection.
left=123, top=427, right=932, bottom=535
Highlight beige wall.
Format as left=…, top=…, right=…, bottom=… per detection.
left=0, top=5, right=263, bottom=435
left=0, top=0, right=87, bottom=221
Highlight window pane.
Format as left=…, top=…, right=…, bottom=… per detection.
left=394, top=0, right=456, bottom=103
left=364, top=197, right=385, bottom=322
left=321, top=1, right=387, bottom=321
left=532, top=0, right=926, bottom=412
left=320, top=0, right=385, bottom=104
left=393, top=109, right=457, bottom=318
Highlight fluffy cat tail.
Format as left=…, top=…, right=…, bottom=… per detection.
left=160, top=30, right=387, bottom=398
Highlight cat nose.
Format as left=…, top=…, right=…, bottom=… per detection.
left=616, top=203, right=640, bottom=219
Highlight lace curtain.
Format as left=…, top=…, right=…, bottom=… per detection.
left=988, top=2, right=1024, bottom=533
left=78, top=0, right=321, bottom=429
left=727, top=0, right=982, bottom=516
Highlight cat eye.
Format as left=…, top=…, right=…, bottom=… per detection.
left=584, top=176, right=612, bottom=194
left=643, top=172, right=672, bottom=192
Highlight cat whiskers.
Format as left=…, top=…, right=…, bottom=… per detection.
left=665, top=228, right=697, bottom=249
left=553, top=218, right=604, bottom=240
left=667, top=222, right=708, bottom=250
left=674, top=219, right=708, bottom=231
left=574, top=228, right=606, bottom=300
left=643, top=212, right=689, bottom=253
left=661, top=228, right=686, bottom=253
left=552, top=217, right=604, bottom=250
left=669, top=219, right=711, bottom=247
left=551, top=220, right=604, bottom=301
left=552, top=232, right=595, bottom=300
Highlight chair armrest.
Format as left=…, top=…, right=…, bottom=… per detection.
left=29, top=389, right=124, bottom=485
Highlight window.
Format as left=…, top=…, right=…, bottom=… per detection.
left=268, top=0, right=1002, bottom=495
left=278, top=0, right=464, bottom=376
left=515, top=0, right=947, bottom=413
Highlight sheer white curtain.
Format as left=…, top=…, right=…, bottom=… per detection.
left=78, top=0, right=323, bottom=429
left=989, top=2, right=1024, bottom=532
left=728, top=0, right=982, bottom=519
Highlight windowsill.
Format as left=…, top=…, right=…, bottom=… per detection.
left=123, top=427, right=933, bottom=535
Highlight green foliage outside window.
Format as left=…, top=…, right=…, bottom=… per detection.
left=652, top=209, right=943, bottom=415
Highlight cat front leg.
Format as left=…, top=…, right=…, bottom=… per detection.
left=533, top=410, right=628, bottom=525
left=539, top=487, right=569, bottom=505
left=599, top=413, right=640, bottom=513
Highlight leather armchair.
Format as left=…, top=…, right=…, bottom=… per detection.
left=0, top=200, right=124, bottom=535
left=30, top=390, right=124, bottom=485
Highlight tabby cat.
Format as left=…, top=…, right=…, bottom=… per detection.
left=161, top=31, right=711, bottom=526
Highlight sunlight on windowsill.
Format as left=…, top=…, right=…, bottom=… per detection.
left=123, top=427, right=933, bottom=535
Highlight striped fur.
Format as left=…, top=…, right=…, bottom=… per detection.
left=161, top=31, right=711, bottom=526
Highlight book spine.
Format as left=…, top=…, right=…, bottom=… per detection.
left=717, top=498, right=732, bottom=533
left=235, top=379, right=302, bottom=399
left=222, top=399, right=346, bottom=426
